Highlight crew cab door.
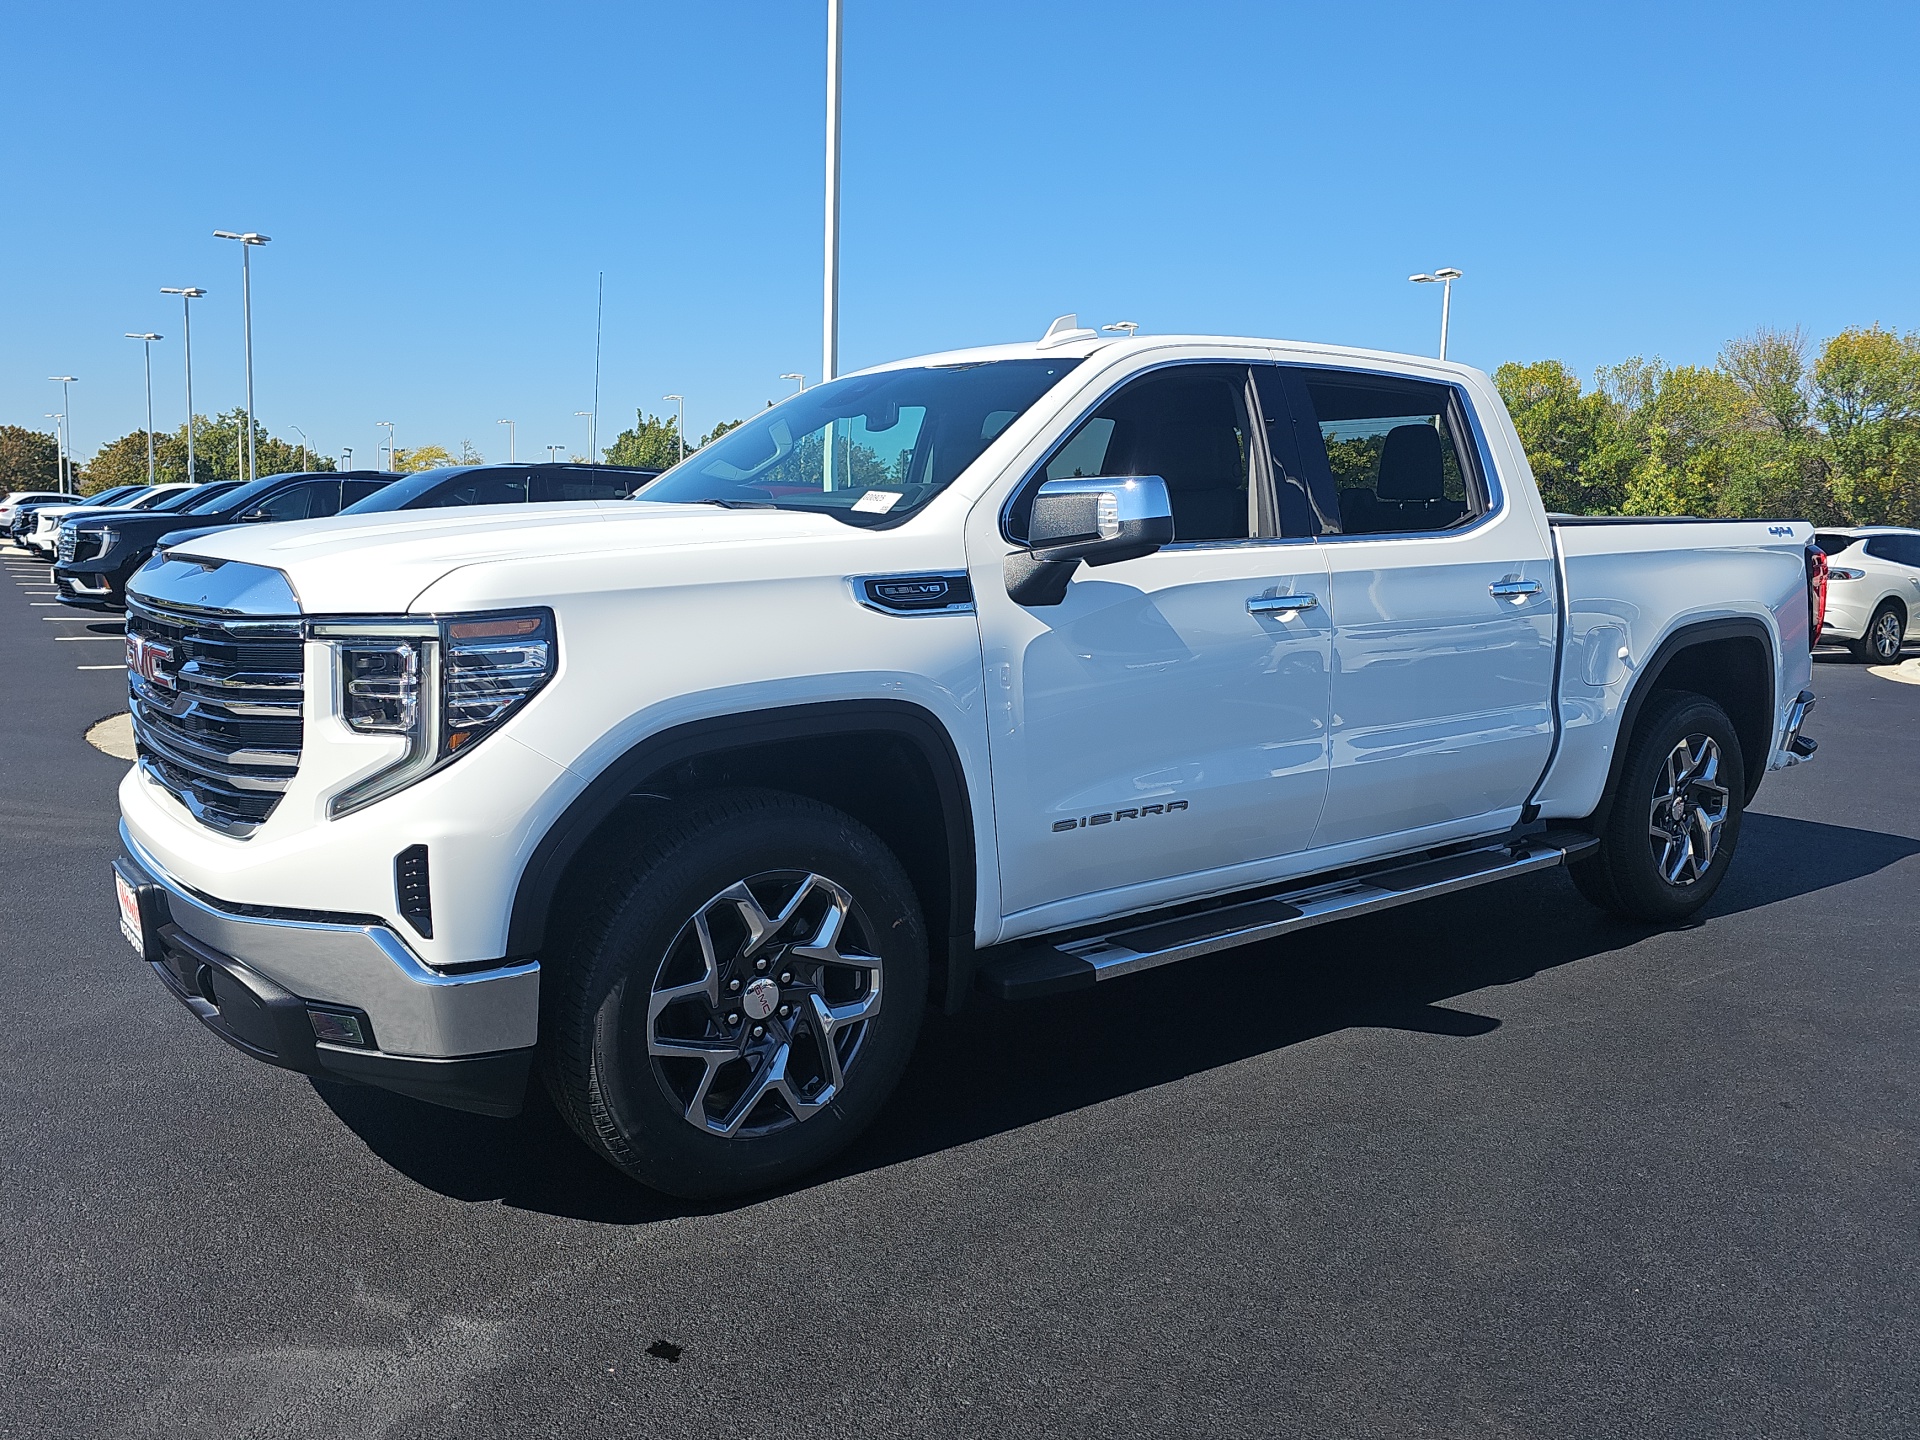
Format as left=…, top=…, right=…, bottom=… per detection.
left=971, top=362, right=1332, bottom=933
left=1276, top=365, right=1558, bottom=851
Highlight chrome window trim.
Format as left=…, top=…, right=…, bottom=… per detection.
left=997, top=357, right=1276, bottom=549
left=1281, top=361, right=1507, bottom=546
left=996, top=354, right=1510, bottom=550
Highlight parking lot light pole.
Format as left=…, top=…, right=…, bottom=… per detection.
left=125, top=334, right=163, bottom=483
left=782, top=373, right=805, bottom=394
left=290, top=424, right=309, bottom=471
left=44, top=414, right=65, bottom=492
left=1408, top=268, right=1463, bottom=360
left=823, top=0, right=842, bottom=384
left=574, top=411, right=593, bottom=463
left=664, top=395, right=684, bottom=463
left=160, top=287, right=206, bottom=482
left=342, top=446, right=353, bottom=470
left=214, top=231, right=270, bottom=479
left=496, top=418, right=516, bottom=462
left=48, top=377, right=77, bottom=491
left=547, top=445, right=563, bottom=463
left=377, top=422, right=395, bottom=470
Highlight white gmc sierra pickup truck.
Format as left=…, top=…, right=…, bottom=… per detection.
left=114, top=325, right=1823, bottom=1197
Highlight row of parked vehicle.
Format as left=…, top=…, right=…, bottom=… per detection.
left=2, top=461, right=661, bottom=610
left=6, top=468, right=1911, bottom=661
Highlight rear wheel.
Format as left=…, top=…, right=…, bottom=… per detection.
left=1569, top=690, right=1745, bottom=922
left=1849, top=602, right=1905, bottom=663
left=542, top=788, right=927, bottom=1198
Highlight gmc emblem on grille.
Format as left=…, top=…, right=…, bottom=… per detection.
left=127, top=634, right=177, bottom=690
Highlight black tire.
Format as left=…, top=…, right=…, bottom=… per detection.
left=542, top=787, right=927, bottom=1198
left=1848, top=601, right=1905, bottom=664
left=1568, top=690, right=1746, bottom=923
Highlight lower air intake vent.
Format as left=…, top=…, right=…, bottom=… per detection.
left=395, top=844, right=433, bottom=938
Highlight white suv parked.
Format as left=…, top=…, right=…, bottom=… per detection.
left=1814, top=528, right=1919, bottom=663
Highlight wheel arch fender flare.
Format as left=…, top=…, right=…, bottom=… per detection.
left=1594, top=615, right=1776, bottom=823
left=505, top=698, right=978, bottom=989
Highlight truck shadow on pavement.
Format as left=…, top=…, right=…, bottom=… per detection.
left=313, top=810, right=1918, bottom=1224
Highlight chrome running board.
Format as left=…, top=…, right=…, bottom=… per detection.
left=978, top=829, right=1600, bottom=1001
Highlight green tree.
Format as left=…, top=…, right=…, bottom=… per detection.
left=1493, top=359, right=1613, bottom=513
left=147, top=410, right=334, bottom=486
left=605, top=411, right=686, bottom=469
left=1812, top=326, right=1920, bottom=525
left=0, top=424, right=62, bottom=492
left=700, top=418, right=743, bottom=447
left=393, top=444, right=457, bottom=472
left=81, top=431, right=162, bottom=494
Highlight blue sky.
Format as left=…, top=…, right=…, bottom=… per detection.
left=5, top=0, right=1917, bottom=468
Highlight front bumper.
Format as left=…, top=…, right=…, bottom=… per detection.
left=116, top=829, right=539, bottom=1116
left=53, top=566, right=123, bottom=609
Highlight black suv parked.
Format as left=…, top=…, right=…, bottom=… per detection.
left=54, top=472, right=398, bottom=609
left=336, top=461, right=660, bottom=514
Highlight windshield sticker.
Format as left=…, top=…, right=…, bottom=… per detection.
left=851, top=490, right=902, bottom=514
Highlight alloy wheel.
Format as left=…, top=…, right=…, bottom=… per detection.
left=642, top=870, right=883, bottom=1138
left=1872, top=609, right=1904, bottom=660
left=1648, top=734, right=1730, bottom=886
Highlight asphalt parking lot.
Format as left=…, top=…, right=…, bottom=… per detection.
left=2, top=542, right=1916, bottom=1440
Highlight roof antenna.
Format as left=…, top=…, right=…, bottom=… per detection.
left=1102, top=321, right=1139, bottom=337
left=1037, top=313, right=1098, bottom=349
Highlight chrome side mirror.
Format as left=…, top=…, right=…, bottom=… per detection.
left=1007, top=475, right=1173, bottom=606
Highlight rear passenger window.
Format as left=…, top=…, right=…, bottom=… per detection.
left=1290, top=372, right=1488, bottom=535
left=531, top=468, right=639, bottom=502
left=426, top=470, right=530, bottom=507
left=1864, top=535, right=1920, bottom=567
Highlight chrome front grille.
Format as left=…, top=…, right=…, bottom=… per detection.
left=57, top=528, right=74, bottom=564
left=126, top=598, right=305, bottom=837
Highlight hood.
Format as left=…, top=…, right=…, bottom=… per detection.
left=69, top=505, right=206, bottom=530
left=154, top=500, right=864, bottom=613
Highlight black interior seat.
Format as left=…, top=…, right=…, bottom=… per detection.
left=1366, top=424, right=1464, bottom=531
left=1103, top=383, right=1249, bottom=542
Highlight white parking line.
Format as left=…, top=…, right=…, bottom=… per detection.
left=44, top=614, right=112, bottom=621
left=77, top=664, right=123, bottom=671
left=56, top=635, right=124, bottom=641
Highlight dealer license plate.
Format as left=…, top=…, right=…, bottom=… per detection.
left=115, top=869, right=145, bottom=956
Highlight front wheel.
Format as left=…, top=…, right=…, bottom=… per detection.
left=1569, top=690, right=1745, bottom=922
left=542, top=788, right=928, bottom=1198
left=1849, top=602, right=1905, bottom=663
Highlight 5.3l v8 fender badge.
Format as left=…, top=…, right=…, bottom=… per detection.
left=1053, top=800, right=1188, bottom=833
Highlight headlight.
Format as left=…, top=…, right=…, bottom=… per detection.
left=318, top=609, right=556, bottom=818
left=96, top=527, right=117, bottom=554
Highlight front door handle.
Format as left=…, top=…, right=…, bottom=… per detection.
left=1248, top=594, right=1318, bottom=616
left=1489, top=578, right=1542, bottom=601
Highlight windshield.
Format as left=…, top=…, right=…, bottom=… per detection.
left=339, top=467, right=470, bottom=513
left=78, top=485, right=142, bottom=507
left=124, top=487, right=189, bottom=511
left=635, top=359, right=1082, bottom=523
left=181, top=478, right=271, bottom=515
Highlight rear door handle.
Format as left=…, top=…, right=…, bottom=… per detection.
left=1248, top=594, right=1318, bottom=616
left=1489, top=579, right=1542, bottom=601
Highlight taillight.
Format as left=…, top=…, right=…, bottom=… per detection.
left=1806, top=545, right=1829, bottom=648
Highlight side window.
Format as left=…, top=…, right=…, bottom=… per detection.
left=303, top=481, right=345, bottom=518
left=1020, top=365, right=1256, bottom=544
left=1289, top=371, right=1489, bottom=535
left=249, top=482, right=325, bottom=521
left=341, top=479, right=390, bottom=505
left=425, top=470, right=530, bottom=507
left=531, top=467, right=637, bottom=502
left=1898, top=536, right=1920, bottom=567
